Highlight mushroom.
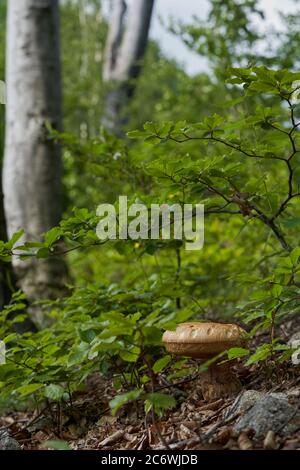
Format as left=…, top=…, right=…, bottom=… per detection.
left=163, top=322, right=247, bottom=401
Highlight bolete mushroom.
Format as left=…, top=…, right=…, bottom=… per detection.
left=163, top=322, right=247, bottom=401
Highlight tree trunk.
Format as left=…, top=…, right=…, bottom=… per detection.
left=0, top=124, right=35, bottom=332
left=103, top=0, right=155, bottom=133
left=3, top=0, right=68, bottom=327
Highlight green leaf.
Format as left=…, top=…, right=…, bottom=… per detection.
left=272, top=284, right=283, bottom=298
left=68, top=342, right=89, bottom=365
left=36, top=247, right=50, bottom=258
left=3, top=333, right=17, bottom=343
left=44, top=227, right=62, bottom=247
left=245, top=344, right=272, bottom=366
left=6, top=230, right=25, bottom=249
left=153, top=355, right=171, bottom=373
left=42, top=440, right=71, bottom=450
left=172, top=359, right=188, bottom=369
left=109, top=389, right=142, bottom=415
left=144, top=135, right=160, bottom=144
left=44, top=384, right=65, bottom=401
left=282, top=217, right=300, bottom=229
left=79, top=329, right=96, bottom=344
left=17, top=383, right=44, bottom=396
left=290, top=247, right=300, bottom=265
left=250, top=289, right=270, bottom=301
left=120, top=346, right=140, bottom=363
left=227, top=347, right=250, bottom=360
left=127, top=129, right=147, bottom=139
left=144, top=121, right=157, bottom=133
left=144, top=392, right=176, bottom=414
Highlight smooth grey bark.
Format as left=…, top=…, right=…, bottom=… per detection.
left=3, top=0, right=68, bottom=327
left=103, top=0, right=127, bottom=83
left=103, top=0, right=155, bottom=133
left=1, top=107, right=35, bottom=332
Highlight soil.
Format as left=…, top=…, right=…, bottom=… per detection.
left=1, top=317, right=300, bottom=451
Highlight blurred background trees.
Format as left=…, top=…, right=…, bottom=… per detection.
left=102, top=0, right=155, bottom=134
left=1, top=0, right=300, bottom=410
left=1, top=0, right=300, bottom=321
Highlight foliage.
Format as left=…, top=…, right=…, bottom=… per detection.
left=170, top=0, right=264, bottom=74
left=1, top=66, right=300, bottom=415
left=2, top=1, right=300, bottom=418
left=170, top=0, right=300, bottom=76
left=126, top=67, right=300, bottom=362
left=0, top=282, right=193, bottom=415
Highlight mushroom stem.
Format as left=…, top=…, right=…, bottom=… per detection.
left=200, top=361, right=242, bottom=401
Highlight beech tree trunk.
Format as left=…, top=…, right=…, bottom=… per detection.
left=3, top=0, right=67, bottom=327
left=103, top=0, right=155, bottom=133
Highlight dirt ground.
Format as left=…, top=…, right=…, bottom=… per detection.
left=1, top=317, right=300, bottom=451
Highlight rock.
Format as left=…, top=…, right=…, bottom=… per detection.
left=0, top=430, right=21, bottom=450
left=288, top=331, right=300, bottom=365
left=288, top=330, right=300, bottom=344
left=224, top=390, right=263, bottom=421
left=27, top=416, right=53, bottom=433
left=234, top=393, right=300, bottom=439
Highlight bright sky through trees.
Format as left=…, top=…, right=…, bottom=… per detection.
left=149, top=0, right=296, bottom=74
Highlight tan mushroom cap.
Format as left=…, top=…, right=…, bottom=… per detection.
left=163, top=322, right=247, bottom=358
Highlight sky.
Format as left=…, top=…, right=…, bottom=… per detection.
left=103, top=0, right=297, bottom=75
left=149, top=0, right=296, bottom=74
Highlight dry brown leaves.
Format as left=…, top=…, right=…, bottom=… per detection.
left=1, top=319, right=300, bottom=451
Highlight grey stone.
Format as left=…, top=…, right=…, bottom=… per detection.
left=224, top=390, right=263, bottom=421
left=288, top=330, right=300, bottom=344
left=234, top=393, right=300, bottom=439
left=27, top=416, right=53, bottom=433
left=0, top=429, right=21, bottom=450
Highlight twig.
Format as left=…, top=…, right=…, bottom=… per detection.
left=98, top=429, right=125, bottom=447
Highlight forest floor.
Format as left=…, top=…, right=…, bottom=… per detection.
left=1, top=318, right=300, bottom=451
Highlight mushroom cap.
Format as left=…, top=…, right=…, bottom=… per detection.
left=162, top=322, right=247, bottom=358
